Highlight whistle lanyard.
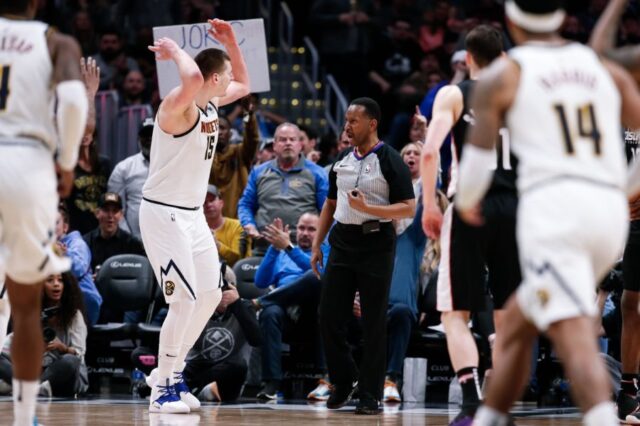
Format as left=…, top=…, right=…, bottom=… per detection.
left=353, top=141, right=382, bottom=190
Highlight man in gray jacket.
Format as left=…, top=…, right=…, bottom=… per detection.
left=107, top=118, right=153, bottom=239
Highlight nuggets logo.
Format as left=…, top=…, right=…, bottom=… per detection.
left=289, top=178, right=303, bottom=189
left=165, top=281, right=175, bottom=296
left=536, top=289, right=550, bottom=307
left=202, top=328, right=234, bottom=362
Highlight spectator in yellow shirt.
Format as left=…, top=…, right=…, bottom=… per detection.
left=204, top=185, right=250, bottom=266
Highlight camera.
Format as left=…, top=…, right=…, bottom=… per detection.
left=41, top=306, right=60, bottom=343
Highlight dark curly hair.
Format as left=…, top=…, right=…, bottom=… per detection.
left=43, top=273, right=86, bottom=331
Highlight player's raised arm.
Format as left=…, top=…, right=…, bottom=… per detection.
left=207, top=19, right=250, bottom=107
left=590, top=0, right=640, bottom=82
left=455, top=58, right=518, bottom=213
left=151, top=37, right=204, bottom=126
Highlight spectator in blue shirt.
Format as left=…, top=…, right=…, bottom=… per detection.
left=238, top=123, right=328, bottom=254
left=55, top=205, right=103, bottom=326
left=253, top=213, right=330, bottom=401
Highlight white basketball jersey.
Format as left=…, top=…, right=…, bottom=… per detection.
left=0, top=17, right=56, bottom=149
left=507, top=43, right=626, bottom=193
left=143, top=103, right=219, bottom=208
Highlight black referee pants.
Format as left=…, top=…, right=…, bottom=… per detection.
left=320, top=223, right=396, bottom=401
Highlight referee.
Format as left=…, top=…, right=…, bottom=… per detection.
left=311, top=97, right=415, bottom=414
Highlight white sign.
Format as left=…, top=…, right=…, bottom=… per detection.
left=153, top=19, right=270, bottom=98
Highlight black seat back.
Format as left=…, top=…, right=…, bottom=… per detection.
left=96, top=254, right=155, bottom=312
left=232, top=256, right=267, bottom=299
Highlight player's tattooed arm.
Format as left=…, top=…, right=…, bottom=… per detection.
left=48, top=31, right=83, bottom=84
left=466, top=57, right=519, bottom=151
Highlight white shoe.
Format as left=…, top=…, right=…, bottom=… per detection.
left=149, top=379, right=190, bottom=414
left=174, top=371, right=200, bottom=411
left=307, top=379, right=331, bottom=401
left=383, top=379, right=401, bottom=403
left=146, top=368, right=159, bottom=388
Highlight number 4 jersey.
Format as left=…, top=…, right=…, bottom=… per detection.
left=0, top=18, right=57, bottom=150
left=143, top=102, right=219, bottom=208
left=506, top=43, right=626, bottom=194
left=448, top=79, right=518, bottom=199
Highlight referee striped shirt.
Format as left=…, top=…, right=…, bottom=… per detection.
left=329, top=142, right=414, bottom=225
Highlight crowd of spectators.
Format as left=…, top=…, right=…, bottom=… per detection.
left=2, top=0, right=636, bottom=402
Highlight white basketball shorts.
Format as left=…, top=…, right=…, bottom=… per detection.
left=515, top=180, right=628, bottom=331
left=139, top=199, right=221, bottom=303
left=0, top=142, right=70, bottom=284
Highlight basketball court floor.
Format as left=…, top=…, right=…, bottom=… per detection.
left=0, top=397, right=583, bottom=425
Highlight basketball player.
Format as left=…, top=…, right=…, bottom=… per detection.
left=589, top=1, right=640, bottom=421
left=0, top=0, right=88, bottom=424
left=456, top=1, right=640, bottom=425
left=421, top=25, right=520, bottom=425
left=139, top=19, right=249, bottom=414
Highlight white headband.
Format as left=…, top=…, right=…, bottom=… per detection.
left=505, top=0, right=566, bottom=33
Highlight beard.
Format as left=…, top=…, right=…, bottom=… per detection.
left=101, top=48, right=120, bottom=62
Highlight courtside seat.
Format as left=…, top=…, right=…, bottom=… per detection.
left=233, top=257, right=267, bottom=300
left=86, top=254, right=156, bottom=384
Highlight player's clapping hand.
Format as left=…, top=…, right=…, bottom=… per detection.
left=422, top=203, right=443, bottom=240
left=207, top=19, right=237, bottom=46
left=148, top=37, right=181, bottom=61
left=457, top=204, right=484, bottom=227
left=262, top=218, right=291, bottom=250
left=80, top=57, right=100, bottom=96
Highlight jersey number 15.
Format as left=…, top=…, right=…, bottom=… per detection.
left=204, top=135, right=215, bottom=160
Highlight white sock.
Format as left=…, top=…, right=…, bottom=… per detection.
left=473, top=405, right=508, bottom=426
left=157, top=298, right=195, bottom=383
left=12, top=379, right=38, bottom=426
left=583, top=401, right=618, bottom=426
left=173, top=289, right=221, bottom=369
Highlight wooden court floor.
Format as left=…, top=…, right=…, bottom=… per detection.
left=0, top=398, right=584, bottom=425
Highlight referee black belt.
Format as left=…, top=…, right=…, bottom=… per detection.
left=336, top=220, right=392, bottom=235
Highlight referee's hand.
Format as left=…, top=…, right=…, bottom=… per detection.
left=311, top=245, right=323, bottom=279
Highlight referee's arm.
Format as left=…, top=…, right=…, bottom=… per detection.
left=311, top=198, right=336, bottom=278
left=347, top=193, right=415, bottom=219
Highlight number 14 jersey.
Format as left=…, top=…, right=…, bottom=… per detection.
left=0, top=18, right=57, bottom=149
left=143, top=102, right=219, bottom=208
left=507, top=42, right=625, bottom=194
